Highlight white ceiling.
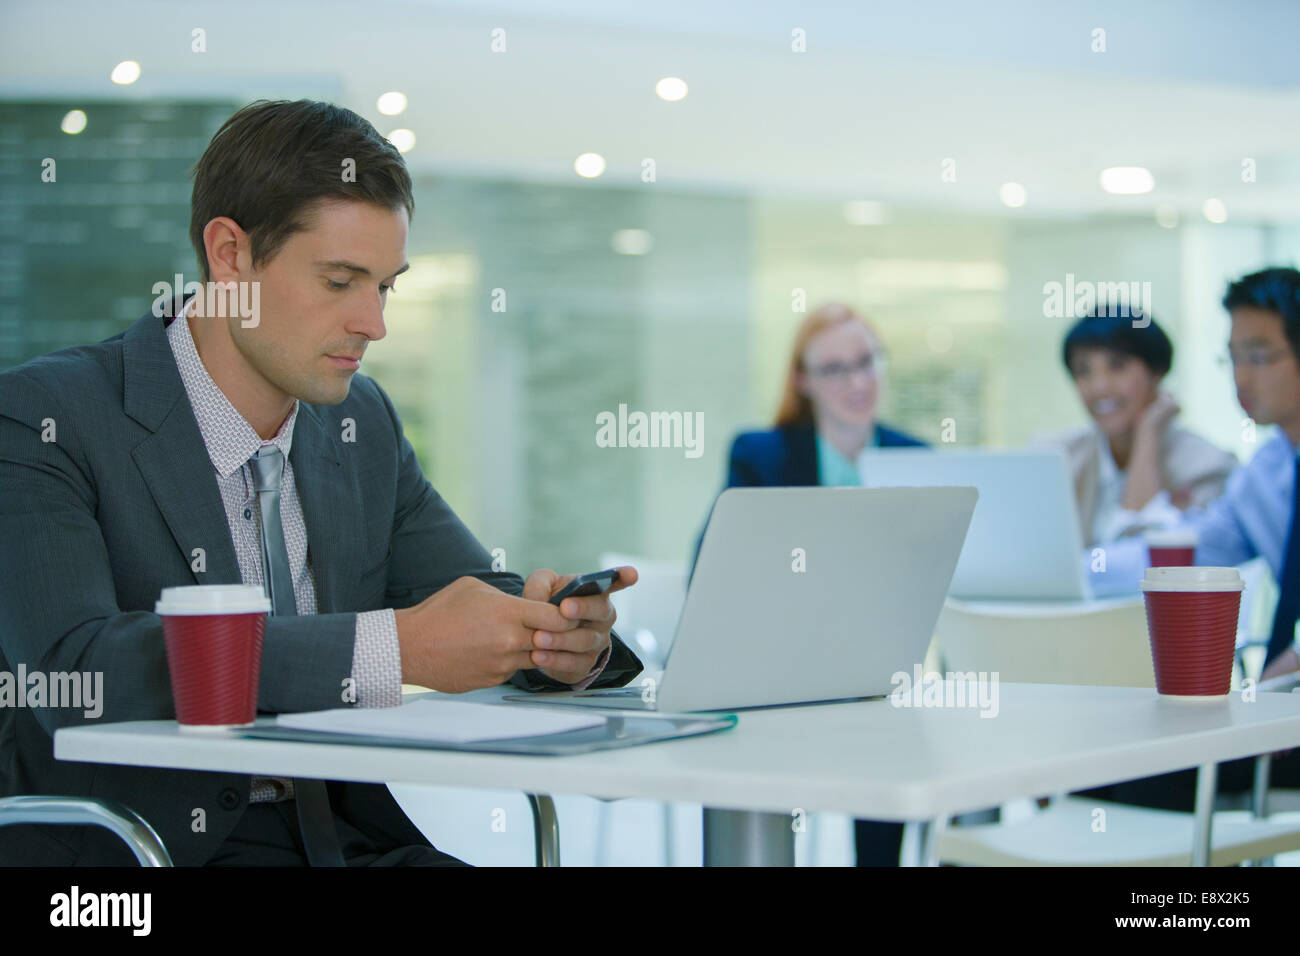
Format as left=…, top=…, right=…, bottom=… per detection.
left=4, top=0, right=1300, bottom=221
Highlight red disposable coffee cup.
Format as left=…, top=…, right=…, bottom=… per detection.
left=1140, top=566, right=1242, bottom=698
left=156, top=585, right=270, bottom=731
left=1145, top=527, right=1198, bottom=568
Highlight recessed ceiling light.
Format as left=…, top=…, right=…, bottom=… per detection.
left=1100, top=166, right=1154, bottom=194
left=999, top=182, right=1027, bottom=208
left=842, top=200, right=889, bottom=225
left=61, top=110, right=87, bottom=134
left=574, top=153, right=606, bottom=178
left=377, top=91, right=407, bottom=116
left=655, top=77, right=688, bottom=102
left=110, top=61, right=141, bottom=85
left=387, top=128, right=415, bottom=153
left=1202, top=198, right=1228, bottom=224
left=611, top=229, right=653, bottom=255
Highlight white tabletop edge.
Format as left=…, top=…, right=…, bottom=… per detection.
left=52, top=683, right=1300, bottom=821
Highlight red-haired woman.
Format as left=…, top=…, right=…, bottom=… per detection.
left=728, top=303, right=925, bottom=488
left=693, top=302, right=926, bottom=867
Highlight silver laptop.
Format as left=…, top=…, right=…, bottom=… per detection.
left=860, top=448, right=1088, bottom=601
left=504, top=486, right=976, bottom=712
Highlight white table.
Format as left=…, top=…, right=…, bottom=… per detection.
left=54, top=682, right=1300, bottom=866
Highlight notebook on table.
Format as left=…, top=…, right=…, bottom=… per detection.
left=239, top=698, right=736, bottom=756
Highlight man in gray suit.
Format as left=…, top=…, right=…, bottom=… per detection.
left=0, top=99, right=642, bottom=866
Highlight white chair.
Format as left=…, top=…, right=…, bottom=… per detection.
left=597, top=552, right=690, bottom=865
left=934, top=596, right=1300, bottom=866
left=937, top=595, right=1156, bottom=688
left=1233, top=558, right=1277, bottom=686
left=598, top=552, right=687, bottom=671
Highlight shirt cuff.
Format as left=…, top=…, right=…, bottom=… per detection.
left=566, top=640, right=613, bottom=691
left=351, top=609, right=403, bottom=708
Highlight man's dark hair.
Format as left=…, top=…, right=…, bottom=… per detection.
left=189, top=99, right=414, bottom=283
left=1062, top=311, right=1174, bottom=377
left=1222, top=267, right=1300, bottom=361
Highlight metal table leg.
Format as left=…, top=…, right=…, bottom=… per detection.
left=663, top=803, right=676, bottom=866
left=525, top=793, right=560, bottom=867
left=1191, top=762, right=1217, bottom=867
left=702, top=808, right=795, bottom=866
left=900, top=820, right=924, bottom=866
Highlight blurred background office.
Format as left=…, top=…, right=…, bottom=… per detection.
left=3, top=0, right=1300, bottom=864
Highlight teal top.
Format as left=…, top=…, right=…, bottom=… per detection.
left=816, top=430, right=877, bottom=487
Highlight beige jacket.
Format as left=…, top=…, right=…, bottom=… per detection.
left=1032, top=423, right=1237, bottom=548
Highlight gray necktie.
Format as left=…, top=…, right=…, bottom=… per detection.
left=248, top=445, right=297, bottom=619
left=248, top=445, right=346, bottom=866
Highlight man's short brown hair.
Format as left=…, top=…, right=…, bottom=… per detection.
left=189, top=99, right=414, bottom=282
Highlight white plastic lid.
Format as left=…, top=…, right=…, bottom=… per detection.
left=1140, top=566, right=1244, bottom=592
left=155, top=585, right=271, bottom=615
left=1144, top=528, right=1199, bottom=547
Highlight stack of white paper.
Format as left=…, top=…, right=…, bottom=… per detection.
left=275, top=699, right=604, bottom=744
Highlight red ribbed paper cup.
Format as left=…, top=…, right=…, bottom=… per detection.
left=1140, top=567, right=1242, bottom=698
left=156, top=585, right=270, bottom=731
left=1145, top=528, right=1198, bottom=568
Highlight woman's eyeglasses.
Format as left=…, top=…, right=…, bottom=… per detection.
left=806, top=352, right=887, bottom=384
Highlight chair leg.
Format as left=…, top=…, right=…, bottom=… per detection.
left=525, top=794, right=560, bottom=867
left=921, top=814, right=949, bottom=867
left=1192, top=763, right=1217, bottom=867
left=0, top=796, right=172, bottom=866
left=1248, top=754, right=1276, bottom=866
left=1252, top=754, right=1272, bottom=818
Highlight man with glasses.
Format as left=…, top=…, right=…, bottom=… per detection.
left=1088, top=266, right=1300, bottom=684
left=1078, top=266, right=1300, bottom=813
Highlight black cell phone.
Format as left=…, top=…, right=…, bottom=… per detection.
left=548, top=568, right=621, bottom=605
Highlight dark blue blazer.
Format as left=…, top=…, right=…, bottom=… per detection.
left=726, top=422, right=926, bottom=488
left=691, top=422, right=927, bottom=577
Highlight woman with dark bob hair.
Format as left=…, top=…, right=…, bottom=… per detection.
left=1034, top=310, right=1236, bottom=548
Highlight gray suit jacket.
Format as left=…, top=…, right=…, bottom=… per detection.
left=0, top=307, right=642, bottom=865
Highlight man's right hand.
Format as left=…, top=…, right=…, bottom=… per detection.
left=392, top=576, right=580, bottom=693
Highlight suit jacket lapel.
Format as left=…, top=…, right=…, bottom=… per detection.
left=289, top=403, right=365, bottom=613
left=123, top=310, right=241, bottom=585
left=122, top=306, right=367, bottom=606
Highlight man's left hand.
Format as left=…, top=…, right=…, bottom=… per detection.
left=521, top=566, right=638, bottom=684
